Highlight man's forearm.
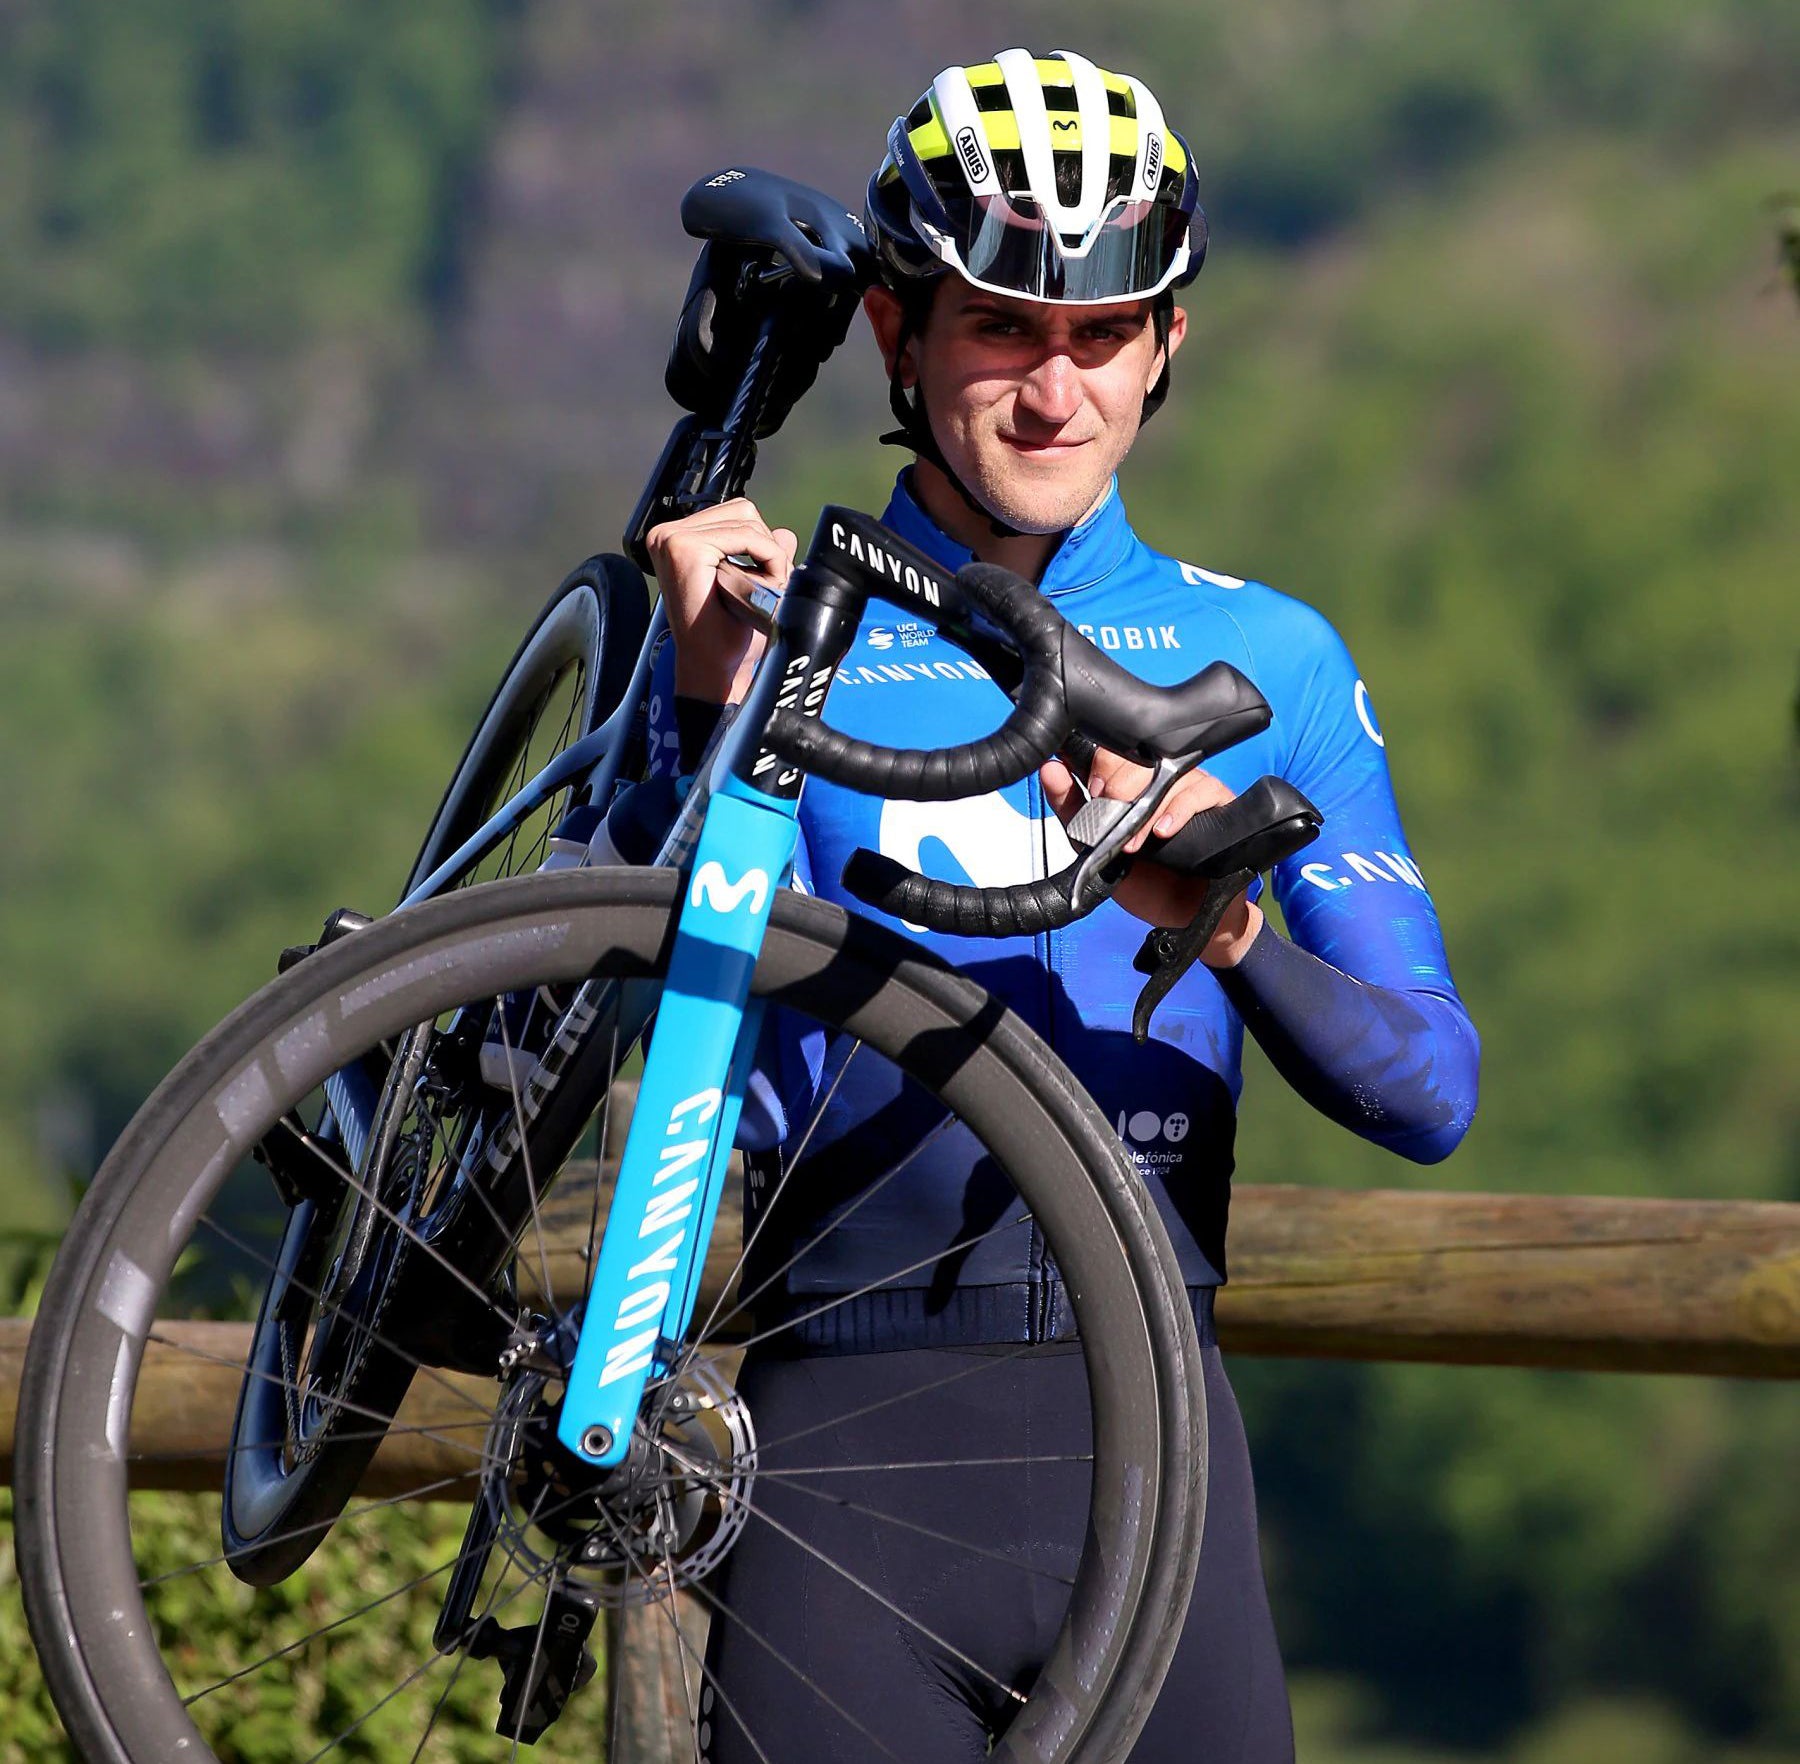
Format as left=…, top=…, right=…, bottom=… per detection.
left=1215, top=920, right=1480, bottom=1163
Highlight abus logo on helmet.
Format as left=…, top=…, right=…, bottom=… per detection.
left=1144, top=134, right=1162, bottom=187
left=954, top=126, right=988, bottom=185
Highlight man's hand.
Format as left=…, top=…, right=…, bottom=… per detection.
left=645, top=498, right=797, bottom=703
left=1040, top=748, right=1264, bottom=966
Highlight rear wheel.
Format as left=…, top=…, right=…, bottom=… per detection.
left=19, top=868, right=1205, bottom=1763
left=406, top=552, right=653, bottom=897
left=221, top=555, right=651, bottom=1579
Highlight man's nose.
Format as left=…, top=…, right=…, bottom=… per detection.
left=1016, top=351, right=1082, bottom=424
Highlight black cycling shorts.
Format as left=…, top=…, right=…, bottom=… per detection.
left=700, top=1328, right=1293, bottom=1763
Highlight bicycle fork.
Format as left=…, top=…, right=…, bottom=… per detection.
left=559, top=770, right=798, bottom=1468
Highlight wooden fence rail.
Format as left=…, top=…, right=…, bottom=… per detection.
left=4, top=1183, right=1796, bottom=1491
left=3, top=1181, right=1795, bottom=1762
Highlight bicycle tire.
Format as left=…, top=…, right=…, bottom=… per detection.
left=405, top=551, right=652, bottom=898
left=213, top=556, right=653, bottom=1582
left=19, top=868, right=1205, bottom=1764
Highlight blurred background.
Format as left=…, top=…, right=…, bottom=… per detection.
left=0, top=1, right=1795, bottom=1757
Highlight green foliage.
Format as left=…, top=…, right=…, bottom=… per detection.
left=0, top=1487, right=615, bottom=1760
left=0, top=0, right=510, bottom=348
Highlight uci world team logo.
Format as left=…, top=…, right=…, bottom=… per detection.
left=690, top=862, right=770, bottom=916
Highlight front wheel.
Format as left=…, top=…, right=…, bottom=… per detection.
left=19, top=869, right=1205, bottom=1764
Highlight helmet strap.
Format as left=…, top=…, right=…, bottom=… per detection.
left=878, top=299, right=1025, bottom=542
left=1141, top=295, right=1175, bottom=423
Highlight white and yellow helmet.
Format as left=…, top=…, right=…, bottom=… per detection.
left=867, top=48, right=1207, bottom=306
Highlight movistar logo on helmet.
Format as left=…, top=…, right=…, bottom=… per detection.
left=954, top=126, right=988, bottom=185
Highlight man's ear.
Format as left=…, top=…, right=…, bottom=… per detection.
left=863, top=285, right=913, bottom=385
left=1152, top=303, right=1189, bottom=391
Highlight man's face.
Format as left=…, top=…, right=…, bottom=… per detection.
left=867, top=281, right=1186, bottom=534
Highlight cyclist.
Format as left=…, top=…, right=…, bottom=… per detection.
left=641, top=48, right=1479, bottom=1763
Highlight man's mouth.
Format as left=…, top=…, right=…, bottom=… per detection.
left=1000, top=433, right=1089, bottom=455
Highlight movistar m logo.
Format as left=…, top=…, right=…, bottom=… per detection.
left=690, top=862, right=770, bottom=916
left=828, top=522, right=942, bottom=608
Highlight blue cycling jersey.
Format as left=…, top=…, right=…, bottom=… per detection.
left=644, top=472, right=1479, bottom=1348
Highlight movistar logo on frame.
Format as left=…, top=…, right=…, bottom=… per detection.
left=690, top=862, right=770, bottom=916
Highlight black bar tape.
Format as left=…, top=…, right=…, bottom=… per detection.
left=762, top=559, right=1070, bottom=801
left=841, top=851, right=1093, bottom=937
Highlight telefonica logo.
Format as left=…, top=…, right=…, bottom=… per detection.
left=690, top=862, right=770, bottom=915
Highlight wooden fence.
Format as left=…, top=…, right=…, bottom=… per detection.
left=3, top=1176, right=1795, bottom=1758
left=4, top=1181, right=1796, bottom=1493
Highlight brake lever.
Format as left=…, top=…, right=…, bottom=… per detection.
left=1060, top=748, right=1209, bottom=918
left=1129, top=871, right=1257, bottom=1043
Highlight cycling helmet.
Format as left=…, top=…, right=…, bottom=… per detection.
left=867, top=51, right=1206, bottom=531
left=867, top=49, right=1206, bottom=307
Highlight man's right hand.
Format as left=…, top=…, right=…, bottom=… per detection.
left=645, top=498, right=797, bottom=704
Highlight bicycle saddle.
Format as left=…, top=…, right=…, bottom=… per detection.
left=667, top=168, right=875, bottom=437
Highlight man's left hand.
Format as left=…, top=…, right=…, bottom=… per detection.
left=1039, top=750, right=1264, bottom=966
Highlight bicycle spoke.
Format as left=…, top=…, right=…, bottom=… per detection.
left=495, top=1002, right=558, bottom=1312
left=654, top=1487, right=702, bottom=1761
left=675, top=1545, right=913, bottom=1764
left=180, top=1542, right=471, bottom=1703
left=663, top=1438, right=1027, bottom=1711
left=583, top=1020, right=625, bottom=1278
left=589, top=1496, right=777, bottom=1764
left=194, top=1205, right=502, bottom=1426
left=690, top=1212, right=1034, bottom=1365
left=298, top=1563, right=552, bottom=1764
left=743, top=1481, right=1077, bottom=1586
left=142, top=1472, right=478, bottom=1587
left=141, top=1329, right=496, bottom=1471
left=683, top=1038, right=867, bottom=1352
left=753, top=1341, right=1048, bottom=1457
left=285, top=1114, right=525, bottom=1336
left=686, top=1106, right=960, bottom=1354
left=507, top=1570, right=558, bottom=1764
left=130, top=1415, right=494, bottom=1469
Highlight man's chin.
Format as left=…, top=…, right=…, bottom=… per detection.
left=978, top=480, right=1110, bottom=535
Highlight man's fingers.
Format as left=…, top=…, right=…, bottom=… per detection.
left=1084, top=748, right=1153, bottom=800
left=1039, top=758, right=1083, bottom=825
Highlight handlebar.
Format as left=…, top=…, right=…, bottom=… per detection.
left=748, top=506, right=1323, bottom=939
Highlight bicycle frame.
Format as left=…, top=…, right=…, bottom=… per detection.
left=557, top=600, right=834, bottom=1466
left=322, top=559, right=844, bottom=1471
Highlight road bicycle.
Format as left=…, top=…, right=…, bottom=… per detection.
left=17, top=171, right=1320, bottom=1763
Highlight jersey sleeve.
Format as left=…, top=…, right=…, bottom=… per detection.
left=1219, top=599, right=1479, bottom=1162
